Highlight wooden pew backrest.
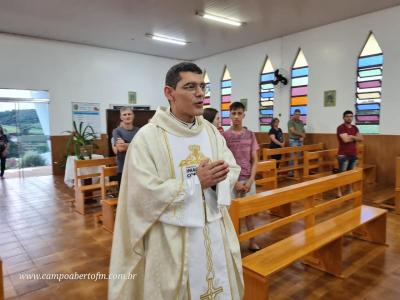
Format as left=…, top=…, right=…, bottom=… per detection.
left=73, top=156, right=117, bottom=214
left=74, top=157, right=117, bottom=181
left=100, top=165, right=119, bottom=232
left=303, top=148, right=338, bottom=178
left=255, top=160, right=277, bottom=189
left=100, top=166, right=118, bottom=201
left=230, top=169, right=363, bottom=242
left=262, top=143, right=324, bottom=160
left=303, top=144, right=374, bottom=180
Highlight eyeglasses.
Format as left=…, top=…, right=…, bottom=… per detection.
left=181, top=82, right=208, bottom=93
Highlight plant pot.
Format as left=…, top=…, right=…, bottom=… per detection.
left=79, top=144, right=93, bottom=159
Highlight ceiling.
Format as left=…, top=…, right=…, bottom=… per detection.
left=1, top=0, right=399, bottom=60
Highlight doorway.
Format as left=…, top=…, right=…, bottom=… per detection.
left=0, top=89, right=51, bottom=178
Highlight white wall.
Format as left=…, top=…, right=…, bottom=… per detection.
left=195, top=5, right=400, bottom=135
left=1, top=5, right=400, bottom=135
left=0, top=34, right=179, bottom=134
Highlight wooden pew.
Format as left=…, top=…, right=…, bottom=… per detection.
left=303, top=148, right=338, bottom=179
left=100, top=166, right=118, bottom=232
left=396, top=157, right=400, bottom=214
left=255, top=160, right=290, bottom=217
left=0, top=258, right=3, bottom=300
left=257, top=143, right=270, bottom=160
left=74, top=157, right=117, bottom=214
left=255, top=160, right=277, bottom=191
left=357, top=144, right=376, bottom=186
left=229, top=169, right=387, bottom=300
left=262, top=143, right=324, bottom=180
left=370, top=157, right=397, bottom=213
left=303, top=145, right=376, bottom=185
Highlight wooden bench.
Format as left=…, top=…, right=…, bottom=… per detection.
left=303, top=145, right=376, bottom=186
left=262, top=143, right=324, bottom=180
left=255, top=160, right=290, bottom=217
left=257, top=143, right=270, bottom=160
left=74, top=157, right=117, bottom=214
left=255, top=160, right=277, bottom=192
left=357, top=144, right=376, bottom=186
left=229, top=169, right=387, bottom=300
left=100, top=166, right=118, bottom=232
left=303, top=148, right=338, bottom=179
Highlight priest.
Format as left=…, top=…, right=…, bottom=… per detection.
left=108, top=62, right=244, bottom=300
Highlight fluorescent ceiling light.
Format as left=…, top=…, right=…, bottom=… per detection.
left=197, top=11, right=243, bottom=27
left=146, top=33, right=187, bottom=46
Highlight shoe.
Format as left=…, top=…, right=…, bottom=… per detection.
left=248, top=242, right=261, bottom=252
left=248, top=246, right=261, bottom=252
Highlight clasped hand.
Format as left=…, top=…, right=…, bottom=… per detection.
left=234, top=180, right=252, bottom=194
left=197, top=159, right=229, bottom=190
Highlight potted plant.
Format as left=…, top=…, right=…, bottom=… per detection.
left=64, top=121, right=98, bottom=160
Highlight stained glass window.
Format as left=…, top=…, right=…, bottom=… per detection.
left=356, top=32, right=383, bottom=134
left=259, top=57, right=275, bottom=132
left=290, top=49, right=309, bottom=124
left=221, top=67, right=232, bottom=130
left=203, top=72, right=211, bottom=109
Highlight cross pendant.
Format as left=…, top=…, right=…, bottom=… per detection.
left=200, top=277, right=223, bottom=300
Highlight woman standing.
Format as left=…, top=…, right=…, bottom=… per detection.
left=0, top=126, right=9, bottom=179
left=269, top=118, right=285, bottom=164
left=203, top=107, right=224, bottom=133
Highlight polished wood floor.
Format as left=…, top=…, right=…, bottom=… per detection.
left=0, top=175, right=400, bottom=299
left=2, top=167, right=52, bottom=179
left=1, top=176, right=111, bottom=299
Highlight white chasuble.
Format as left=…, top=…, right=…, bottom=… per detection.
left=159, top=129, right=232, bottom=300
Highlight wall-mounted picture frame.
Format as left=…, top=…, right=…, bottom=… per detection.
left=128, top=91, right=137, bottom=104
left=324, top=90, right=336, bottom=107
left=240, top=98, right=248, bottom=110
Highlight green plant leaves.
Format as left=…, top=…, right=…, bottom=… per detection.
left=64, top=121, right=98, bottom=158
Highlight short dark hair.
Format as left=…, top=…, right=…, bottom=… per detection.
left=229, top=102, right=245, bottom=111
left=271, top=118, right=280, bottom=127
left=343, top=110, right=353, bottom=118
left=203, top=108, right=218, bottom=123
left=120, top=106, right=133, bottom=114
left=165, top=62, right=202, bottom=89
left=294, top=109, right=301, bottom=114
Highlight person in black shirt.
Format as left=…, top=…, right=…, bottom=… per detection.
left=0, top=126, right=9, bottom=179
left=268, top=118, right=285, bottom=164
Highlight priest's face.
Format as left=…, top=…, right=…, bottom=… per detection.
left=165, top=71, right=205, bottom=123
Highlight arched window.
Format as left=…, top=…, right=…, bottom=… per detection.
left=221, top=67, right=232, bottom=130
left=290, top=49, right=309, bottom=124
left=356, top=32, right=383, bottom=134
left=259, top=57, right=275, bottom=132
left=203, top=72, right=211, bottom=109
